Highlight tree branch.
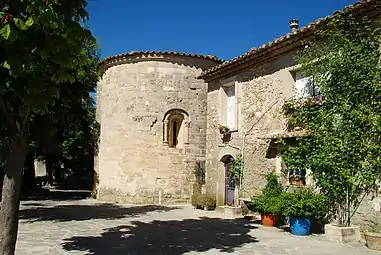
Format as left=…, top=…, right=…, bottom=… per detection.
left=350, top=191, right=368, bottom=220
left=20, top=107, right=30, bottom=133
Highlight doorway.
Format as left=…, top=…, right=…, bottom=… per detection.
left=223, top=156, right=235, bottom=205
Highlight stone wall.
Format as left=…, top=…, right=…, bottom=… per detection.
left=205, top=50, right=299, bottom=205
left=237, top=51, right=297, bottom=197
left=352, top=196, right=381, bottom=231
left=96, top=53, right=220, bottom=204
left=204, top=49, right=381, bottom=230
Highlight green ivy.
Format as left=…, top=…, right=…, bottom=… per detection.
left=283, top=14, right=381, bottom=226
left=229, top=153, right=243, bottom=187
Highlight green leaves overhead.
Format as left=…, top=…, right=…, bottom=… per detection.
left=0, top=0, right=98, bottom=126
left=0, top=24, right=11, bottom=39
left=0, top=1, right=99, bottom=253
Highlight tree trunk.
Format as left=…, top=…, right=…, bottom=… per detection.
left=0, top=134, right=28, bottom=255
left=0, top=167, right=4, bottom=201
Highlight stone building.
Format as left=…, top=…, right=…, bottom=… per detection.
left=198, top=0, right=380, bottom=208
left=95, top=51, right=222, bottom=204
left=94, top=0, right=381, bottom=222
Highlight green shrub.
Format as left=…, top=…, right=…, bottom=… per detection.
left=249, top=196, right=282, bottom=215
left=249, top=172, right=283, bottom=215
left=191, top=193, right=216, bottom=210
left=191, top=194, right=200, bottom=208
left=280, top=188, right=328, bottom=219
left=262, top=172, right=283, bottom=197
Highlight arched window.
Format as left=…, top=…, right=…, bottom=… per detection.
left=163, top=109, right=190, bottom=148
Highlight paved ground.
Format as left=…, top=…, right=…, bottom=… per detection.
left=15, top=195, right=380, bottom=255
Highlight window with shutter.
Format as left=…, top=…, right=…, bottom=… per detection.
left=294, top=71, right=320, bottom=98
left=226, top=86, right=236, bottom=129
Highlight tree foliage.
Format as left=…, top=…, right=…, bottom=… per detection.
left=229, top=153, right=243, bottom=187
left=0, top=0, right=98, bottom=253
left=283, top=14, right=381, bottom=226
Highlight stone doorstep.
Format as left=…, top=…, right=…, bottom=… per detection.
left=325, top=224, right=361, bottom=243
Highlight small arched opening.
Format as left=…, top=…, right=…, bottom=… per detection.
left=163, top=109, right=190, bottom=148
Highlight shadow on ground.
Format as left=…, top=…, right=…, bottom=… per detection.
left=62, top=217, right=258, bottom=254
left=20, top=203, right=180, bottom=222
left=21, top=189, right=91, bottom=201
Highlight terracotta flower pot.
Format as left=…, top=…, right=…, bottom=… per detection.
left=290, top=179, right=304, bottom=186
left=261, top=213, right=278, bottom=227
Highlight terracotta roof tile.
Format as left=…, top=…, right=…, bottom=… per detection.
left=199, top=0, right=379, bottom=80
left=100, top=50, right=224, bottom=70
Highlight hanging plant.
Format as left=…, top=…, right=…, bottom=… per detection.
left=218, top=124, right=230, bottom=134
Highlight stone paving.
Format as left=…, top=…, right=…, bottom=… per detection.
left=15, top=197, right=380, bottom=255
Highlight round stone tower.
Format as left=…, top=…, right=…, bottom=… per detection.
left=95, top=51, right=222, bottom=204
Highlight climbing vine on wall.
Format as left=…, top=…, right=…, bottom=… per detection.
left=195, top=160, right=206, bottom=186
left=282, top=14, right=381, bottom=226
left=229, top=153, right=243, bottom=187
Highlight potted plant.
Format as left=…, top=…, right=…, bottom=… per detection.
left=249, top=172, right=283, bottom=227
left=288, top=167, right=306, bottom=186
left=364, top=228, right=381, bottom=251
left=281, top=188, right=327, bottom=236
left=218, top=124, right=230, bottom=134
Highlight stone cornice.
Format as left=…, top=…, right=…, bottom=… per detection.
left=99, top=50, right=224, bottom=72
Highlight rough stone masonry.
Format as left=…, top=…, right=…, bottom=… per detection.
left=95, top=51, right=222, bottom=204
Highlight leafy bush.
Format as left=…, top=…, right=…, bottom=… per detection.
left=191, top=194, right=216, bottom=210
left=249, top=172, right=283, bottom=214
left=262, top=172, right=283, bottom=197
left=229, top=153, right=243, bottom=188
left=250, top=196, right=282, bottom=215
left=280, top=188, right=328, bottom=219
left=284, top=15, right=381, bottom=226
left=191, top=194, right=199, bottom=208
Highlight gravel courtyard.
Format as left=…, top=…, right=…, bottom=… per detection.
left=15, top=193, right=379, bottom=255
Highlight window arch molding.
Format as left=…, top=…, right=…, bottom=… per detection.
left=163, top=109, right=190, bottom=147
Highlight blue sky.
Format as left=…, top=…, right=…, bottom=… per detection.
left=87, top=0, right=357, bottom=61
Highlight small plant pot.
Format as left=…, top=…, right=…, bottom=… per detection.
left=364, top=232, right=381, bottom=251
left=289, top=179, right=304, bottom=186
left=290, top=217, right=311, bottom=236
left=261, top=214, right=278, bottom=227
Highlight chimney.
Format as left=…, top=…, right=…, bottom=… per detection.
left=289, top=19, right=299, bottom=32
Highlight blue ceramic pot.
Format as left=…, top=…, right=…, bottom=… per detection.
left=289, top=217, right=311, bottom=236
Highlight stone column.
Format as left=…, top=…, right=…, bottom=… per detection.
left=184, top=121, right=190, bottom=144
left=163, top=120, right=169, bottom=145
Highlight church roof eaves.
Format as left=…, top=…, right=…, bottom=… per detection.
left=99, top=50, right=224, bottom=71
